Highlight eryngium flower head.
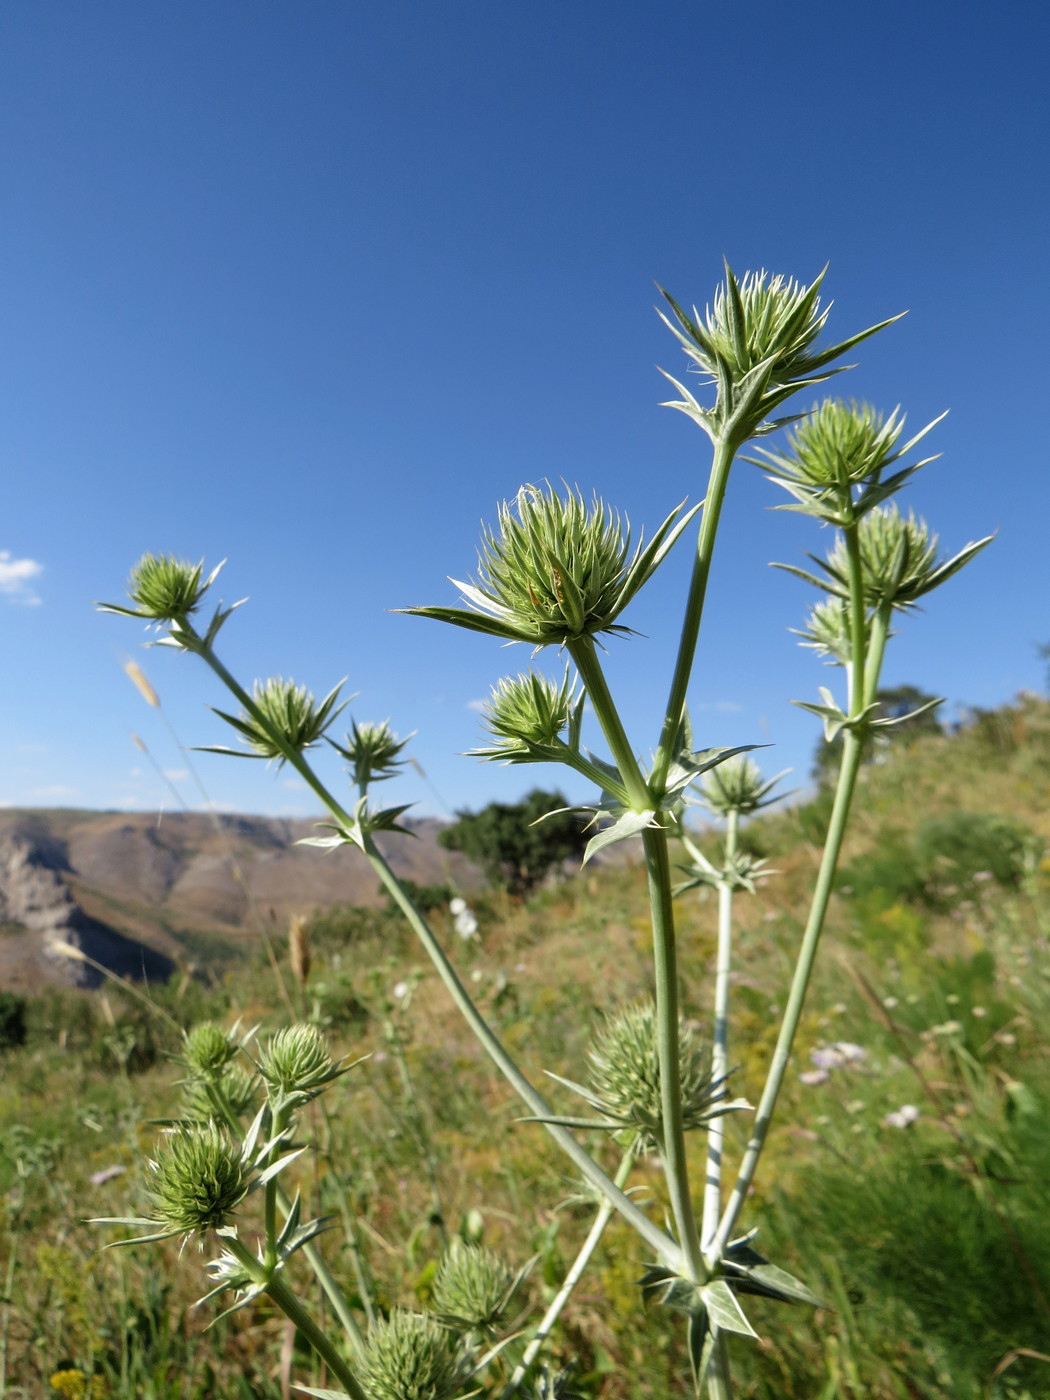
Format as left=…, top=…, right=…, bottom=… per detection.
left=404, top=483, right=698, bottom=647
left=212, top=676, right=347, bottom=764
left=754, top=399, right=942, bottom=525
left=182, top=1022, right=240, bottom=1080
left=181, top=1065, right=258, bottom=1123
left=147, top=1122, right=250, bottom=1238
left=701, top=755, right=783, bottom=817
left=257, top=1023, right=341, bottom=1106
left=332, top=718, right=411, bottom=790
left=471, top=669, right=580, bottom=762
left=123, top=553, right=219, bottom=623
left=777, top=505, right=993, bottom=613
left=791, top=597, right=864, bottom=667
left=584, top=1001, right=741, bottom=1152
left=431, top=1241, right=514, bottom=1332
left=362, top=1310, right=460, bottom=1400
left=658, top=266, right=902, bottom=443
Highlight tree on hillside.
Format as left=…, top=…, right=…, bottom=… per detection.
left=813, top=684, right=943, bottom=783
left=438, top=788, right=588, bottom=896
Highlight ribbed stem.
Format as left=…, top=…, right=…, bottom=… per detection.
left=701, top=809, right=738, bottom=1248
left=651, top=434, right=738, bottom=795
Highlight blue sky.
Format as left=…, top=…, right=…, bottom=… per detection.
left=1, top=0, right=1047, bottom=821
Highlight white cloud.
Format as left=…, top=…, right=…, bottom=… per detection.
left=31, top=783, right=80, bottom=801
left=163, top=768, right=189, bottom=782
left=466, top=698, right=487, bottom=713
left=0, top=551, right=43, bottom=605
left=281, top=777, right=307, bottom=790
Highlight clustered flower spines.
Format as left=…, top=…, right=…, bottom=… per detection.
left=181, top=1064, right=258, bottom=1124
left=331, top=717, right=412, bottom=791
left=207, top=676, right=348, bottom=764
left=753, top=398, right=944, bottom=526
left=657, top=266, right=903, bottom=443
left=403, top=483, right=701, bottom=647
left=146, top=1121, right=252, bottom=1240
left=181, top=1022, right=241, bottom=1080
left=431, top=1240, right=516, bottom=1332
left=255, top=1023, right=358, bottom=1109
left=700, top=755, right=785, bottom=818
left=790, top=598, right=869, bottom=667
left=97, top=554, right=243, bottom=651
left=532, top=1001, right=748, bottom=1153
left=470, top=668, right=582, bottom=763
left=362, top=1309, right=463, bottom=1400
left=777, top=504, right=994, bottom=614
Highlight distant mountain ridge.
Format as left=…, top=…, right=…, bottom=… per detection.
left=0, top=808, right=482, bottom=992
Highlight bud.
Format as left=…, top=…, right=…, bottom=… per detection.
left=756, top=399, right=941, bottom=525
left=584, top=1000, right=744, bottom=1152
left=182, top=1065, right=257, bottom=1123
left=362, top=1310, right=461, bottom=1400
left=331, top=718, right=410, bottom=790
left=658, top=266, right=901, bottom=442
left=792, top=598, right=858, bottom=666
left=124, top=553, right=218, bottom=623
left=213, top=677, right=347, bottom=763
left=777, top=505, right=992, bottom=613
left=701, top=755, right=783, bottom=818
left=147, top=1122, right=251, bottom=1238
left=257, top=1023, right=346, bottom=1107
left=405, top=483, right=698, bottom=647
left=182, top=1022, right=240, bottom=1080
left=471, top=670, right=579, bottom=762
left=432, top=1240, right=514, bottom=1331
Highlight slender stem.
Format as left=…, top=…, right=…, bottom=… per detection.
left=644, top=827, right=705, bottom=1282
left=368, top=836, right=681, bottom=1269
left=706, top=728, right=866, bottom=1266
left=224, top=1237, right=368, bottom=1400
left=566, top=636, right=651, bottom=809
left=705, top=1331, right=733, bottom=1400
left=651, top=435, right=739, bottom=796
left=572, top=627, right=704, bottom=1276
left=863, top=603, right=893, bottom=710
left=701, top=809, right=738, bottom=1248
left=843, top=521, right=867, bottom=713
left=498, top=1151, right=635, bottom=1400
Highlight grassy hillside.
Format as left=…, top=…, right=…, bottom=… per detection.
left=1, top=697, right=1048, bottom=1399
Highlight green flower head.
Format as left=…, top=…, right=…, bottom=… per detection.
left=210, top=676, right=348, bottom=764
left=778, top=505, right=993, bottom=613
left=658, top=266, right=902, bottom=443
left=257, top=1023, right=351, bottom=1108
left=362, top=1310, right=461, bottom=1400
left=471, top=669, right=580, bottom=763
left=123, top=553, right=218, bottom=624
left=147, top=1122, right=251, bottom=1239
left=431, top=1240, right=515, bottom=1332
left=181, top=1022, right=240, bottom=1080
left=700, top=755, right=783, bottom=818
left=755, top=399, right=942, bottom=526
left=404, top=482, right=699, bottom=647
left=332, top=717, right=411, bottom=790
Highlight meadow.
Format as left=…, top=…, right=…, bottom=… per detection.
left=2, top=693, right=1048, bottom=1400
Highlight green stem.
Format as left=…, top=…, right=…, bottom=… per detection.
left=651, top=435, right=738, bottom=796
left=368, top=836, right=681, bottom=1269
left=498, top=1150, right=635, bottom=1400
left=566, top=636, right=651, bottom=809
left=645, top=827, right=706, bottom=1282
left=701, top=809, right=738, bottom=1248
left=863, top=603, right=893, bottom=709
left=843, top=520, right=867, bottom=713
left=567, top=636, right=703, bottom=1278
left=225, top=1237, right=368, bottom=1400
left=706, top=729, right=866, bottom=1267
left=705, top=1331, right=733, bottom=1399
